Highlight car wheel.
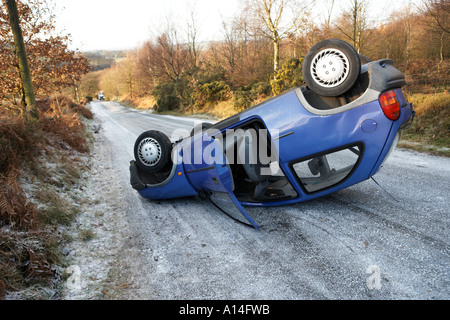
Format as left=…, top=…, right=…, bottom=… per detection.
left=134, top=130, right=172, bottom=173
left=303, top=39, right=361, bottom=97
left=190, top=122, right=213, bottom=136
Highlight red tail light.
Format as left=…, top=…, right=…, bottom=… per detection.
left=379, top=90, right=401, bottom=121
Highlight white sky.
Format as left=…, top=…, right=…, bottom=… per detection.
left=55, top=0, right=242, bottom=51
left=53, top=0, right=421, bottom=52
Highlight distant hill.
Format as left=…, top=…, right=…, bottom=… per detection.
left=81, top=50, right=127, bottom=71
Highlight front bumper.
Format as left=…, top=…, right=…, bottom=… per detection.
left=130, top=161, right=146, bottom=191
left=130, top=147, right=199, bottom=200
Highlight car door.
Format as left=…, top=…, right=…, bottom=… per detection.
left=182, top=131, right=260, bottom=230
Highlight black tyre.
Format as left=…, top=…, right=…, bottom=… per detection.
left=134, top=130, right=172, bottom=173
left=303, top=39, right=361, bottom=97
left=190, top=122, right=213, bottom=136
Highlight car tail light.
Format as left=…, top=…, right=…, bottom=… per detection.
left=379, top=90, right=401, bottom=121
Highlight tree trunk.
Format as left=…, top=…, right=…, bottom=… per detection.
left=129, top=77, right=133, bottom=99
left=273, top=39, right=280, bottom=75
left=74, top=81, right=80, bottom=104
left=438, top=31, right=445, bottom=74
left=352, top=0, right=358, bottom=49
left=5, top=0, right=37, bottom=118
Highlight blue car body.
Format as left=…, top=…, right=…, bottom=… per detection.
left=130, top=59, right=414, bottom=229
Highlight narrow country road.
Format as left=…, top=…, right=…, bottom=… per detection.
left=73, top=100, right=449, bottom=300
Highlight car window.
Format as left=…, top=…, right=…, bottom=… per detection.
left=207, top=191, right=260, bottom=229
left=291, top=144, right=363, bottom=194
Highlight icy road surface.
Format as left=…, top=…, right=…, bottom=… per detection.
left=70, top=100, right=449, bottom=299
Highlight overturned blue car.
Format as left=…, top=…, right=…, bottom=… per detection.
left=130, top=39, right=415, bottom=230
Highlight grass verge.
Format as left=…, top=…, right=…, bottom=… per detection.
left=400, top=92, right=449, bottom=157
left=0, top=96, right=93, bottom=299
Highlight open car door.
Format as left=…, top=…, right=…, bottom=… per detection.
left=207, top=189, right=260, bottom=230
left=183, top=132, right=260, bottom=230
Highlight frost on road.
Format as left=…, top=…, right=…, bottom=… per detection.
left=63, top=101, right=449, bottom=300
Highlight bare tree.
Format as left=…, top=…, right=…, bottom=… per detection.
left=157, top=31, right=189, bottom=83
left=404, top=4, right=413, bottom=64
left=323, top=0, right=335, bottom=36
left=120, top=51, right=137, bottom=99
left=216, top=17, right=240, bottom=77
left=186, top=3, right=201, bottom=70
left=209, top=12, right=273, bottom=86
left=419, top=0, right=450, bottom=34
left=418, top=0, right=449, bottom=65
left=246, top=0, right=312, bottom=74
left=334, top=0, right=371, bottom=53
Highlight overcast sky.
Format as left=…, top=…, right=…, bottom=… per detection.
left=54, top=0, right=241, bottom=51
left=53, top=0, right=421, bottom=52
